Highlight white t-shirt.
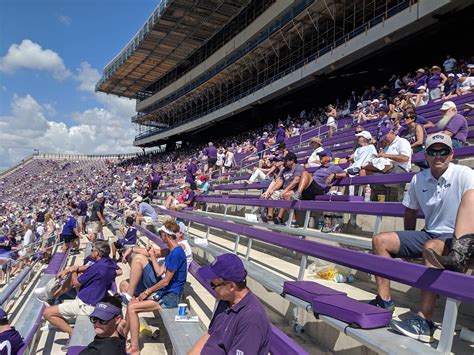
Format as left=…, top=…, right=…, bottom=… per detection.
left=308, top=147, right=324, bottom=166
left=36, top=225, right=45, bottom=237
left=403, top=163, right=474, bottom=234
left=353, top=145, right=377, bottom=169
left=384, top=136, right=412, bottom=171
left=224, top=152, right=234, bottom=167
left=460, top=77, right=474, bottom=91
left=326, top=116, right=337, bottom=128
left=216, top=153, right=225, bottom=166
left=178, top=240, right=193, bottom=269
left=23, top=229, right=34, bottom=246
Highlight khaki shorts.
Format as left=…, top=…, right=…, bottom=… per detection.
left=270, top=190, right=285, bottom=200
left=58, top=298, right=95, bottom=321
left=77, top=216, right=86, bottom=225
left=90, top=222, right=102, bottom=234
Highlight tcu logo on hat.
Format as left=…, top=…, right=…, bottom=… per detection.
left=432, top=134, right=445, bottom=140
left=98, top=304, right=107, bottom=309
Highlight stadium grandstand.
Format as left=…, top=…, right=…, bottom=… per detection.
left=1, top=0, right=474, bottom=354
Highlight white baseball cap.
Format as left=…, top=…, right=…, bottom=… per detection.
left=425, top=133, right=453, bottom=150
left=440, top=101, right=456, bottom=111
left=355, top=130, right=373, bottom=141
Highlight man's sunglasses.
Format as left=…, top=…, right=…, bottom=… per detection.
left=210, top=280, right=228, bottom=290
left=426, top=148, right=451, bottom=157
left=355, top=130, right=362, bottom=134
left=89, top=316, right=113, bottom=325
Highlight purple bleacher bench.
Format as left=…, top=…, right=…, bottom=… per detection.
left=282, top=281, right=391, bottom=329
left=157, top=207, right=474, bottom=304
left=44, top=252, right=68, bottom=274
left=194, top=196, right=425, bottom=218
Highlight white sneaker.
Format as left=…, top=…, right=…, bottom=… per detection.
left=33, top=286, right=46, bottom=296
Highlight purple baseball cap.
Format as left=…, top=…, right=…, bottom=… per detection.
left=198, top=254, right=247, bottom=283
left=0, top=308, right=8, bottom=321
left=317, top=149, right=332, bottom=158
left=378, top=125, right=394, bottom=142
left=90, top=302, right=122, bottom=321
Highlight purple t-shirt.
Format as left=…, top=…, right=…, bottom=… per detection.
left=276, top=127, right=285, bottom=143
left=77, top=257, right=117, bottom=305
left=185, top=163, right=197, bottom=184
left=62, top=216, right=77, bottom=236
left=184, top=190, right=196, bottom=207
left=414, top=74, right=427, bottom=89
left=0, top=327, right=24, bottom=355
left=256, top=138, right=266, bottom=151
left=427, top=73, right=441, bottom=89
left=445, top=114, right=468, bottom=142
left=78, top=200, right=88, bottom=216
left=203, top=290, right=271, bottom=354
left=118, top=226, right=137, bottom=247
left=279, top=164, right=304, bottom=189
left=0, top=235, right=10, bottom=253
left=312, top=164, right=344, bottom=190
left=204, top=146, right=217, bottom=159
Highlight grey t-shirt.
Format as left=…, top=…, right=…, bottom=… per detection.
left=279, top=164, right=304, bottom=190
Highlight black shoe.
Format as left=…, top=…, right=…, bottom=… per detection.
left=260, top=215, right=270, bottom=223
left=426, top=234, right=474, bottom=272
left=273, top=217, right=285, bottom=225
left=368, top=295, right=395, bottom=312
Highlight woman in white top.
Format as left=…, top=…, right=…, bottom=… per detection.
left=410, top=86, right=429, bottom=107
left=216, top=148, right=225, bottom=172
left=223, top=148, right=236, bottom=180
left=326, top=104, right=338, bottom=137
left=343, top=131, right=377, bottom=176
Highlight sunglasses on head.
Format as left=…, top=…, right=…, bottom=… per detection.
left=89, top=316, right=112, bottom=325
left=355, top=130, right=362, bottom=134
left=426, top=148, right=451, bottom=157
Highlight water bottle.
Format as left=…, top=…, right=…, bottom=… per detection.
left=317, top=216, right=324, bottom=229
left=334, top=274, right=354, bottom=283
left=364, top=184, right=372, bottom=202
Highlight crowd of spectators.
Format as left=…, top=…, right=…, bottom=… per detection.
left=0, top=54, right=472, bottom=353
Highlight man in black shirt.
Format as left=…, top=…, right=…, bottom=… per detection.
left=80, top=295, right=126, bottom=355
left=88, top=193, right=106, bottom=242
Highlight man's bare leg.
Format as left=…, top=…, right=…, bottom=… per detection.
left=372, top=232, right=401, bottom=301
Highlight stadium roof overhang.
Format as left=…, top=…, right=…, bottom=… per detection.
left=132, top=0, right=337, bottom=126
left=96, top=0, right=250, bottom=99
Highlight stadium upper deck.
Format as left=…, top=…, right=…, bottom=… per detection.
left=97, top=0, right=469, bottom=147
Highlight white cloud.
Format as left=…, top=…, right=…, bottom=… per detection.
left=0, top=93, right=139, bottom=171
left=58, top=14, right=72, bottom=26
left=74, top=62, right=101, bottom=93
left=0, top=39, right=71, bottom=80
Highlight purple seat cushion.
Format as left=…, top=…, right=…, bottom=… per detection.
left=311, top=295, right=392, bottom=329
left=283, top=281, right=346, bottom=303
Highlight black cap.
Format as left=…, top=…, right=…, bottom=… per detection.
left=284, top=152, right=297, bottom=162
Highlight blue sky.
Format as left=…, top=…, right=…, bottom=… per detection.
left=0, top=0, right=159, bottom=169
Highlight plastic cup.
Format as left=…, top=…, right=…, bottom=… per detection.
left=377, top=195, right=386, bottom=202
left=334, top=157, right=340, bottom=164
left=178, top=303, right=188, bottom=316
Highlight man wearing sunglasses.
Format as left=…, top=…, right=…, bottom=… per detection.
left=189, top=254, right=271, bottom=355
left=80, top=295, right=126, bottom=354
left=43, top=241, right=117, bottom=349
left=370, top=133, right=474, bottom=342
